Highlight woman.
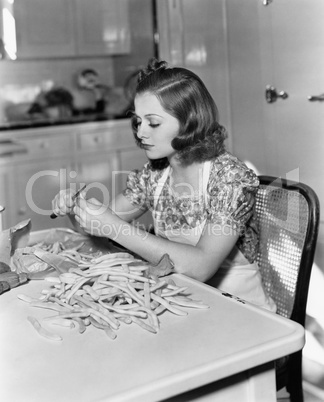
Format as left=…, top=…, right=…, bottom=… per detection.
left=52, top=58, right=275, bottom=312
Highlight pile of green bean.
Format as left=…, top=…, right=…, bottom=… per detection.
left=18, top=252, right=209, bottom=341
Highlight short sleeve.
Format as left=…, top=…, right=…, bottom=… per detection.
left=123, top=162, right=159, bottom=211
left=207, top=156, right=259, bottom=234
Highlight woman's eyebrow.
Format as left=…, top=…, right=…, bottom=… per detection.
left=144, top=113, right=163, bottom=118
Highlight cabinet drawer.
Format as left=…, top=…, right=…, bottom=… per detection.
left=78, top=129, right=133, bottom=151
left=18, top=135, right=73, bottom=157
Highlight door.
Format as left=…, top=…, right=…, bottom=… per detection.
left=257, top=0, right=324, bottom=211
left=257, top=0, right=324, bottom=385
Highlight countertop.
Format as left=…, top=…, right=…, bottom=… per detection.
left=0, top=113, right=130, bottom=131
left=0, top=273, right=305, bottom=402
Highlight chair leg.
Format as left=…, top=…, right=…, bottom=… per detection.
left=286, top=352, right=304, bottom=402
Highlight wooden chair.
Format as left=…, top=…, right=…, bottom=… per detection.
left=255, top=176, right=320, bottom=402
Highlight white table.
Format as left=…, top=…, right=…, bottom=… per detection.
left=0, top=273, right=304, bottom=402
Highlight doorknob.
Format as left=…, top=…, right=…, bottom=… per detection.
left=265, top=85, right=289, bottom=103
left=308, top=93, right=324, bottom=102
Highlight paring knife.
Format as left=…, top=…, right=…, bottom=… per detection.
left=50, top=184, right=87, bottom=219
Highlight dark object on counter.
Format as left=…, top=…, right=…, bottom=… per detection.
left=95, top=99, right=106, bottom=113
left=78, top=68, right=101, bottom=90
left=77, top=69, right=109, bottom=114
left=0, top=281, right=10, bottom=295
left=0, top=261, right=11, bottom=273
left=0, top=271, right=28, bottom=289
left=28, top=87, right=74, bottom=120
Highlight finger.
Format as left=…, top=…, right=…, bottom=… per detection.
left=51, top=194, right=68, bottom=216
left=52, top=190, right=74, bottom=216
left=87, top=197, right=102, bottom=206
left=73, top=206, right=86, bottom=227
left=78, top=188, right=88, bottom=200
left=75, top=197, right=87, bottom=210
left=64, top=190, right=76, bottom=208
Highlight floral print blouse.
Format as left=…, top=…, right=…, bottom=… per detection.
left=123, top=152, right=260, bottom=263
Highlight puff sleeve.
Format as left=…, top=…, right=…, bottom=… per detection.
left=207, top=156, right=259, bottom=235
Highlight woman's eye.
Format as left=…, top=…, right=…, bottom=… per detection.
left=149, top=123, right=160, bottom=128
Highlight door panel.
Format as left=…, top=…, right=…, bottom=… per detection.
left=258, top=0, right=324, bottom=215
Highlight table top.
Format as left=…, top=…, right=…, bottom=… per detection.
left=0, top=273, right=304, bottom=402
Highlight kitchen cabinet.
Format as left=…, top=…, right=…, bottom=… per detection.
left=14, top=158, right=74, bottom=231
left=14, top=0, right=76, bottom=59
left=74, top=0, right=130, bottom=56
left=74, top=152, right=121, bottom=206
left=0, top=119, right=147, bottom=231
left=3, top=125, right=76, bottom=230
left=14, top=0, right=130, bottom=59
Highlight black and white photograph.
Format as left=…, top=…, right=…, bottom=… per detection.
left=0, top=1, right=323, bottom=401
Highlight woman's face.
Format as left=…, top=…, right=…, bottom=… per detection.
left=134, top=92, right=180, bottom=161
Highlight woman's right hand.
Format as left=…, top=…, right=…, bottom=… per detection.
left=51, top=189, right=76, bottom=217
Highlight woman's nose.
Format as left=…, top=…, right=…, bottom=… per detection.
left=137, top=124, right=147, bottom=139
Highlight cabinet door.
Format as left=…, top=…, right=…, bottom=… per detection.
left=74, top=0, right=130, bottom=56
left=14, top=158, right=74, bottom=231
left=75, top=152, right=121, bottom=207
left=14, top=0, right=75, bottom=58
left=118, top=148, right=147, bottom=189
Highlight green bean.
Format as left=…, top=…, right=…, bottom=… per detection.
left=131, top=317, right=157, bottom=334
left=27, top=316, right=62, bottom=342
left=165, top=296, right=210, bottom=309
left=151, top=293, right=188, bottom=316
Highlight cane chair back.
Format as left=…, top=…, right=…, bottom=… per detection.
left=255, top=175, right=320, bottom=402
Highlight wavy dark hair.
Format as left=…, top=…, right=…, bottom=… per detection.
left=131, top=58, right=227, bottom=169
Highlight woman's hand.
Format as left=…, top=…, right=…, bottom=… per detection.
left=51, top=189, right=77, bottom=217
left=73, top=196, right=115, bottom=237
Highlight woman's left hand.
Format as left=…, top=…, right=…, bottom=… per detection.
left=73, top=196, right=115, bottom=237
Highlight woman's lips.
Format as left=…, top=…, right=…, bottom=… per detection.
left=141, top=143, right=154, bottom=150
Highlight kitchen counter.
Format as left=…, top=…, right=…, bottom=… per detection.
left=0, top=271, right=304, bottom=402
left=0, top=113, right=130, bottom=131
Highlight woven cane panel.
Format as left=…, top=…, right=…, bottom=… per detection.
left=255, top=185, right=309, bottom=318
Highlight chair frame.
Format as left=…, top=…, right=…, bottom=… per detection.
left=257, top=176, right=320, bottom=402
